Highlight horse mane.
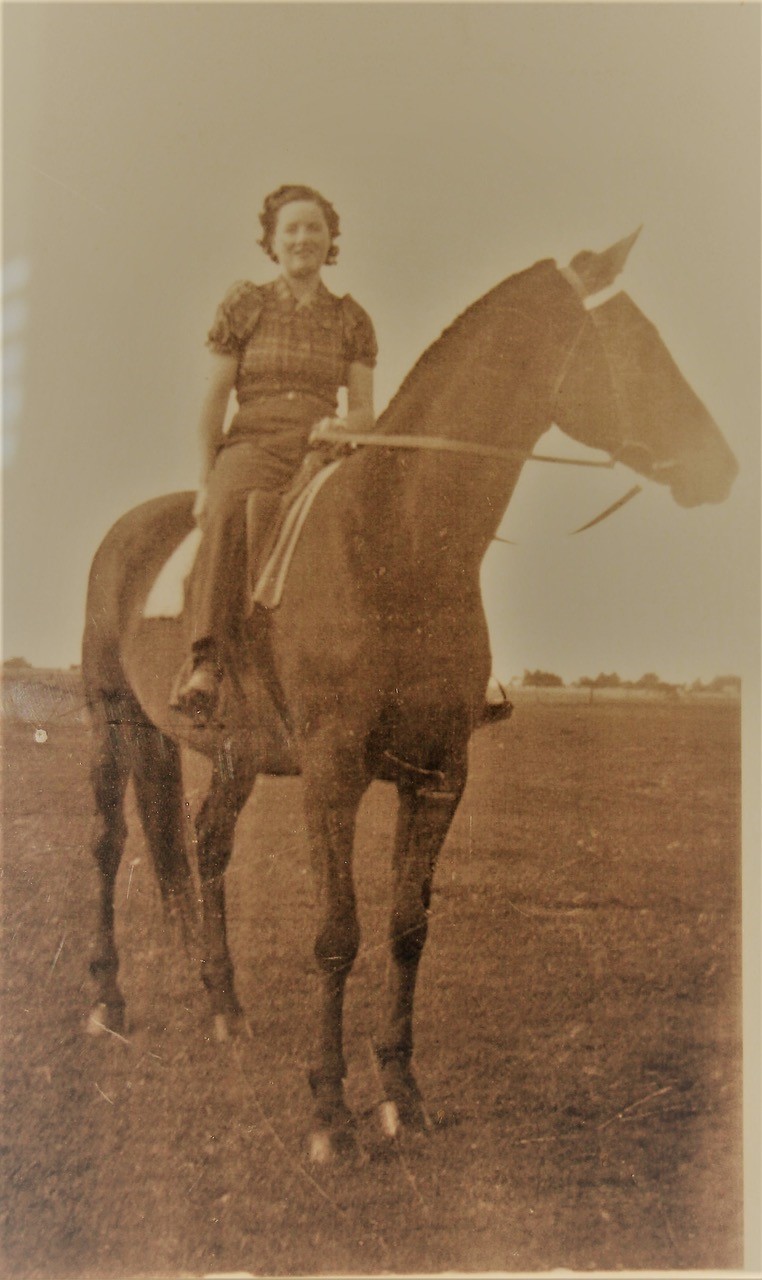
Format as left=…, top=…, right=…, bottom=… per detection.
left=378, top=260, right=557, bottom=432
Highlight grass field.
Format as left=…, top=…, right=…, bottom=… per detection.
left=1, top=688, right=742, bottom=1276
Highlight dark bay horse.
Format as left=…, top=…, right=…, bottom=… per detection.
left=82, top=238, right=737, bottom=1160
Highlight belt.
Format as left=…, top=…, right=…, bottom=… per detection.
left=236, top=390, right=335, bottom=413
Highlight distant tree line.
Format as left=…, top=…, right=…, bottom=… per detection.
left=1, top=655, right=741, bottom=696
left=520, top=669, right=564, bottom=687
left=519, top=669, right=740, bottom=693
left=2, top=658, right=81, bottom=672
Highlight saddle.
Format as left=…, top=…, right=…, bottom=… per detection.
left=158, top=452, right=343, bottom=729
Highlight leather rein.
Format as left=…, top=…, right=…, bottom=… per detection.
left=313, top=427, right=646, bottom=536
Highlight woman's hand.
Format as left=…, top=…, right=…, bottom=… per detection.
left=309, top=367, right=375, bottom=447
left=192, top=484, right=209, bottom=528
left=308, top=416, right=344, bottom=446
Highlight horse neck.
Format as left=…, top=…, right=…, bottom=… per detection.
left=356, top=450, right=526, bottom=581
left=361, top=260, right=585, bottom=576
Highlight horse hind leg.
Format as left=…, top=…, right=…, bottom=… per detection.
left=195, top=739, right=258, bottom=1041
left=86, top=693, right=135, bottom=1036
left=376, top=767, right=466, bottom=1139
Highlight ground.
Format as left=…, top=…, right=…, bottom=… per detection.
left=1, top=685, right=743, bottom=1277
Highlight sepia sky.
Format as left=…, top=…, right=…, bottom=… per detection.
left=3, top=1, right=760, bottom=684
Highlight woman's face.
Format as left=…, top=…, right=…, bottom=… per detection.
left=271, top=200, right=332, bottom=279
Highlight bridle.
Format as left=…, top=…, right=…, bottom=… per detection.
left=313, top=294, right=684, bottom=537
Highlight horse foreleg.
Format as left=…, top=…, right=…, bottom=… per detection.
left=195, top=740, right=257, bottom=1040
left=376, top=772, right=465, bottom=1137
left=301, top=741, right=366, bottom=1161
left=131, top=724, right=197, bottom=950
left=86, top=696, right=133, bottom=1035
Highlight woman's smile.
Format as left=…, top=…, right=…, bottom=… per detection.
left=272, top=199, right=332, bottom=280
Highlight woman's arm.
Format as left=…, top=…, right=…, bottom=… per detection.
left=191, top=351, right=237, bottom=525
left=198, top=351, right=238, bottom=481
left=310, top=362, right=375, bottom=442
left=343, top=361, right=375, bottom=434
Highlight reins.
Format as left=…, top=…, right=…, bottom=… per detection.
left=313, top=427, right=648, bottom=536
left=313, top=427, right=617, bottom=469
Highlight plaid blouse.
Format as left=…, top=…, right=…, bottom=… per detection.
left=207, top=276, right=377, bottom=414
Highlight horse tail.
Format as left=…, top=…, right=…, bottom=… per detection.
left=82, top=493, right=199, bottom=942
left=82, top=491, right=195, bottom=710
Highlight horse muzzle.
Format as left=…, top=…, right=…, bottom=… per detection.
left=664, top=449, right=739, bottom=508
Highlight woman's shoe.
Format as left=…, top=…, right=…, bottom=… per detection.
left=481, top=679, right=513, bottom=725
left=171, top=659, right=222, bottom=723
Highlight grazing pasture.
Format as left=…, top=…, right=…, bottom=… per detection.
left=1, top=687, right=742, bottom=1277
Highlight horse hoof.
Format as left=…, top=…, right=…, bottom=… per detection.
left=379, top=1100, right=401, bottom=1139
left=86, top=1004, right=108, bottom=1037
left=213, top=1013, right=231, bottom=1042
left=212, top=1012, right=251, bottom=1043
left=308, top=1123, right=362, bottom=1165
left=407, top=1103, right=433, bottom=1135
left=85, top=1002, right=125, bottom=1038
left=308, top=1129, right=334, bottom=1165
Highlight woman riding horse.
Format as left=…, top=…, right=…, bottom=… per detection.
left=173, top=184, right=378, bottom=723
left=84, top=226, right=738, bottom=1159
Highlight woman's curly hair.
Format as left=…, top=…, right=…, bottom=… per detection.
left=258, top=185, right=341, bottom=265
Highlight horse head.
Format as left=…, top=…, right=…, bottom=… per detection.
left=555, top=231, right=738, bottom=508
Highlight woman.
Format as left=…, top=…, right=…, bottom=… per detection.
left=173, top=184, right=377, bottom=722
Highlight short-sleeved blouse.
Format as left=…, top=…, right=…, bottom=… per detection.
left=207, top=276, right=377, bottom=414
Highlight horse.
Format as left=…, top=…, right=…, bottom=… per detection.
left=81, top=235, right=737, bottom=1161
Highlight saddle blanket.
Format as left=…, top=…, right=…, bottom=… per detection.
left=143, top=460, right=341, bottom=619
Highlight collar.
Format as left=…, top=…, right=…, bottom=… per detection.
left=273, top=275, right=336, bottom=313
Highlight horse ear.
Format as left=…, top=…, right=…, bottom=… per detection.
left=567, top=226, right=642, bottom=298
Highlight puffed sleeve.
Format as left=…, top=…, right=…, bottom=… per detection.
left=341, top=294, right=378, bottom=368
left=206, top=281, right=264, bottom=355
